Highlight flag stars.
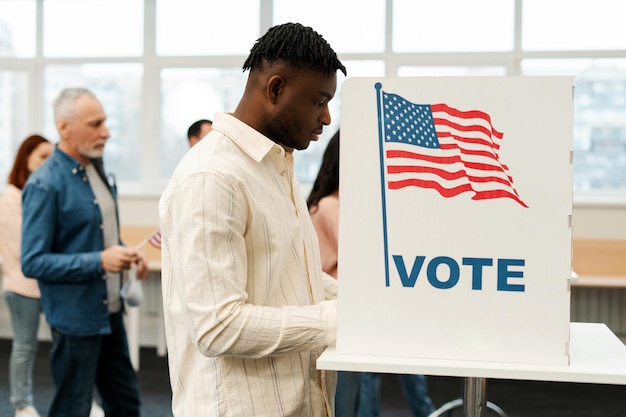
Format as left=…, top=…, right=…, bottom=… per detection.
left=382, top=92, right=441, bottom=149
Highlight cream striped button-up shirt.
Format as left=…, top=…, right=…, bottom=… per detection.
left=159, top=112, right=338, bottom=417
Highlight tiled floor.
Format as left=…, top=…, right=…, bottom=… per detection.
left=1, top=338, right=625, bottom=417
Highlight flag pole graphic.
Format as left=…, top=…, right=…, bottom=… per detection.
left=375, top=82, right=391, bottom=286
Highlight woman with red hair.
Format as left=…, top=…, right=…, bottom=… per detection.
left=0, top=134, right=53, bottom=417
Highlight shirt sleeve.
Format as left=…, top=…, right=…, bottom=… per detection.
left=21, top=178, right=102, bottom=282
left=322, top=272, right=338, bottom=300
left=161, top=170, right=337, bottom=358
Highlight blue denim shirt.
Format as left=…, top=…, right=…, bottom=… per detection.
left=21, top=146, right=121, bottom=336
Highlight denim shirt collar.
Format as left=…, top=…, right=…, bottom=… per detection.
left=53, top=145, right=115, bottom=194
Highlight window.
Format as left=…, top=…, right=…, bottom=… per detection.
left=0, top=0, right=35, bottom=57
left=522, top=0, right=626, bottom=51
left=398, top=66, right=506, bottom=77
left=522, top=59, right=626, bottom=192
left=1, top=0, right=625, bottom=199
left=273, top=0, right=385, bottom=53
left=156, top=0, right=259, bottom=56
left=393, top=0, right=514, bottom=52
left=160, top=67, right=246, bottom=177
left=43, top=0, right=144, bottom=57
left=0, top=70, right=29, bottom=181
left=42, top=64, right=144, bottom=181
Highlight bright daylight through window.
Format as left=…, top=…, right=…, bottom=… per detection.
left=0, top=0, right=625, bottom=199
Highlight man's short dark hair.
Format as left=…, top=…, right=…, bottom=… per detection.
left=187, top=119, right=213, bottom=140
left=242, top=22, right=346, bottom=77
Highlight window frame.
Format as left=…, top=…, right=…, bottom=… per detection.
left=0, top=0, right=624, bottom=205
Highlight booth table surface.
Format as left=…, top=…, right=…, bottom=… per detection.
left=318, top=322, right=626, bottom=386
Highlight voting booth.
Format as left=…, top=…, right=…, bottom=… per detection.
left=337, top=77, right=574, bottom=366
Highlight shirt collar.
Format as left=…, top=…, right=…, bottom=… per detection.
left=54, top=145, right=87, bottom=176
left=212, top=112, right=288, bottom=162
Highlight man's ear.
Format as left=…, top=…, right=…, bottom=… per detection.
left=266, top=75, right=285, bottom=104
left=56, top=118, right=69, bottom=140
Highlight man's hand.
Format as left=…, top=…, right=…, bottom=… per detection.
left=134, top=252, right=149, bottom=280
left=101, top=245, right=139, bottom=273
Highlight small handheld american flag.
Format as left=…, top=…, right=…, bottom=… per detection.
left=135, top=228, right=162, bottom=250
left=147, top=230, right=162, bottom=249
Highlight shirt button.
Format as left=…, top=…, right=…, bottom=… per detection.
left=93, top=199, right=98, bottom=205
left=102, top=275, right=107, bottom=280
left=82, top=177, right=87, bottom=182
left=72, top=168, right=78, bottom=174
left=103, top=300, right=108, bottom=305
left=100, top=224, right=104, bottom=230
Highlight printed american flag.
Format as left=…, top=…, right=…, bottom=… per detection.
left=381, top=90, right=528, bottom=208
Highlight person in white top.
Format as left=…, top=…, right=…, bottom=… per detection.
left=0, top=134, right=53, bottom=417
left=159, top=22, right=347, bottom=417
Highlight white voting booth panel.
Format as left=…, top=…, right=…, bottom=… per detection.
left=337, top=77, right=574, bottom=366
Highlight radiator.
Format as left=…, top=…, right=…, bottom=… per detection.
left=570, top=287, right=626, bottom=337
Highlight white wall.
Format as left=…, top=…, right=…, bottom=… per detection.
left=572, top=203, right=626, bottom=240
left=118, top=195, right=161, bottom=226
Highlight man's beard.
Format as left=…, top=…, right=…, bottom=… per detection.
left=79, top=146, right=105, bottom=161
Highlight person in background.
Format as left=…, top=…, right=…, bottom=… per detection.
left=20, top=87, right=148, bottom=417
left=0, top=135, right=53, bottom=417
left=307, top=130, right=436, bottom=417
left=357, top=372, right=435, bottom=417
left=307, top=130, right=358, bottom=417
left=187, top=118, right=212, bottom=147
left=159, top=22, right=346, bottom=416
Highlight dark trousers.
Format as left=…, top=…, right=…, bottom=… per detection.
left=358, top=373, right=434, bottom=417
left=49, top=312, right=141, bottom=417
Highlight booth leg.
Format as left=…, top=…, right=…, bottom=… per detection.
left=463, top=377, right=486, bottom=417
left=427, top=377, right=508, bottom=417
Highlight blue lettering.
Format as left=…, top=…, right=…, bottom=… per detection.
left=462, top=257, right=493, bottom=290
left=391, top=255, right=525, bottom=292
left=426, top=256, right=459, bottom=289
left=392, top=255, right=426, bottom=287
left=497, top=258, right=525, bottom=292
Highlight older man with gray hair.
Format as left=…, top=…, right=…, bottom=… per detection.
left=21, top=88, right=148, bottom=417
